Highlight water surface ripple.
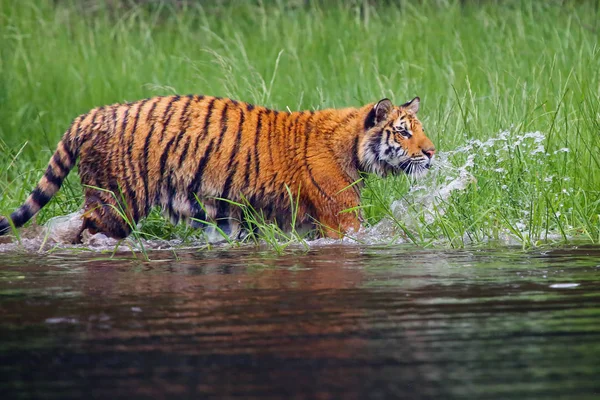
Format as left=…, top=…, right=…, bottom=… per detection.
left=1, top=245, right=599, bottom=399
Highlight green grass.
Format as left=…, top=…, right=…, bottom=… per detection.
left=1, top=0, right=599, bottom=248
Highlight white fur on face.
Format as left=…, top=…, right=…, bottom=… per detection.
left=361, top=127, right=431, bottom=178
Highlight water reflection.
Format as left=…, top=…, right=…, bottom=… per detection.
left=0, top=245, right=599, bottom=399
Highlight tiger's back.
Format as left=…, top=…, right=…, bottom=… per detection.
left=0, top=94, right=435, bottom=241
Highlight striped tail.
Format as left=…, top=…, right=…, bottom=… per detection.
left=0, top=111, right=93, bottom=236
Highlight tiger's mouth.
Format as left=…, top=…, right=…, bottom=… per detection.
left=397, top=157, right=432, bottom=178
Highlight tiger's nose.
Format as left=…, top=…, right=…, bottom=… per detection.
left=422, top=148, right=436, bottom=159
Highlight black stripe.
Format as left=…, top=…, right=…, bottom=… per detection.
left=188, top=139, right=215, bottom=194
left=164, top=96, right=188, bottom=215
left=293, top=113, right=303, bottom=164
left=119, top=107, right=130, bottom=142
left=307, top=167, right=331, bottom=201
left=122, top=99, right=146, bottom=222
left=253, top=110, right=263, bottom=184
left=44, top=165, right=63, bottom=187
left=160, top=96, right=191, bottom=179
left=220, top=111, right=245, bottom=199
left=117, top=106, right=140, bottom=222
left=219, top=160, right=236, bottom=200
left=302, top=112, right=312, bottom=164
left=187, top=97, right=216, bottom=182
left=216, top=103, right=230, bottom=149
left=266, top=110, right=276, bottom=170
left=234, top=109, right=246, bottom=147
left=203, top=98, right=216, bottom=133
left=61, top=140, right=75, bottom=167
left=10, top=206, right=32, bottom=227
left=165, top=99, right=193, bottom=209
left=118, top=106, right=131, bottom=179
left=242, top=151, right=252, bottom=189
left=304, top=114, right=332, bottom=201
left=178, top=136, right=191, bottom=168
left=125, top=100, right=150, bottom=220
left=31, top=188, right=51, bottom=208
left=297, top=112, right=309, bottom=161
left=159, top=135, right=178, bottom=184
left=171, top=96, right=194, bottom=150
left=129, top=100, right=150, bottom=152
left=246, top=103, right=255, bottom=112
left=192, top=97, right=216, bottom=156
left=52, top=153, right=68, bottom=173
left=107, top=106, right=119, bottom=193
left=284, top=112, right=295, bottom=147
left=142, top=99, right=164, bottom=213
left=159, top=95, right=181, bottom=142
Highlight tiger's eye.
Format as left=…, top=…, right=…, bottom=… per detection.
left=394, top=128, right=411, bottom=139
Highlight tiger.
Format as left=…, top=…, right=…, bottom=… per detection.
left=0, top=95, right=435, bottom=242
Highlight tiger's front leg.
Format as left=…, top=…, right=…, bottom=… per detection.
left=309, top=185, right=362, bottom=239
left=316, top=210, right=361, bottom=239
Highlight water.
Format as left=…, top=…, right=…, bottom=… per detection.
left=1, top=244, right=599, bottom=399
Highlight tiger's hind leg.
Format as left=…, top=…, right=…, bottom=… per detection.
left=76, top=190, right=135, bottom=242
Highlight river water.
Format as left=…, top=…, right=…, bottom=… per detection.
left=0, top=244, right=599, bottom=399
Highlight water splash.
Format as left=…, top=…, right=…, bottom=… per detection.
left=393, top=152, right=477, bottom=223
left=0, top=211, right=225, bottom=253
left=45, top=210, right=85, bottom=243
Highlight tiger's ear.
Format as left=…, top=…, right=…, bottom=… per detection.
left=374, top=98, right=393, bottom=123
left=364, top=98, right=393, bottom=130
left=401, top=97, right=420, bottom=114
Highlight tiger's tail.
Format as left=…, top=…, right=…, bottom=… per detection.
left=0, top=111, right=96, bottom=236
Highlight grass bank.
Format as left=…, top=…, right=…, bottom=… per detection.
left=1, top=0, right=599, bottom=248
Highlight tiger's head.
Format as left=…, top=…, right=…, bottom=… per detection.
left=359, top=97, right=435, bottom=178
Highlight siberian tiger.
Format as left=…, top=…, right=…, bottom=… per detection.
left=0, top=95, right=435, bottom=241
